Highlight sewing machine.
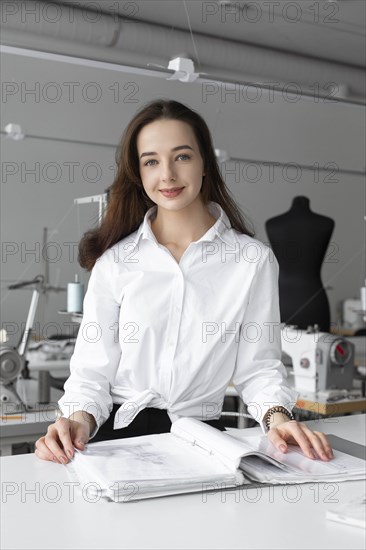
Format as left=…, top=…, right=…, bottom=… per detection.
left=281, top=325, right=355, bottom=394
left=0, top=276, right=44, bottom=414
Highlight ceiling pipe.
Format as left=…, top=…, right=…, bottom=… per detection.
left=1, top=1, right=365, bottom=102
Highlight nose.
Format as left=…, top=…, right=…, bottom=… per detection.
left=161, top=161, right=176, bottom=181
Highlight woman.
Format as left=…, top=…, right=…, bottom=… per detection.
left=35, top=99, right=333, bottom=465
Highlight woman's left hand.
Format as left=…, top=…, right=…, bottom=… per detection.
left=267, top=420, right=334, bottom=461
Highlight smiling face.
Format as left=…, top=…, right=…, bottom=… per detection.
left=136, top=119, right=206, bottom=211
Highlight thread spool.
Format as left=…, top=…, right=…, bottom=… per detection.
left=67, top=274, right=84, bottom=313
left=361, top=281, right=366, bottom=312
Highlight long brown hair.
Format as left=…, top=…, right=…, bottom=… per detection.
left=78, top=98, right=254, bottom=271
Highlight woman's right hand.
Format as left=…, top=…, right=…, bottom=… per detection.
left=34, top=411, right=95, bottom=464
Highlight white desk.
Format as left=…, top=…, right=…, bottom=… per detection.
left=1, top=414, right=365, bottom=550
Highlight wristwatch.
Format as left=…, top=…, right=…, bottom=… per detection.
left=263, top=406, right=295, bottom=432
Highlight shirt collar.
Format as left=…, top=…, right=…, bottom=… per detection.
left=129, top=201, right=238, bottom=251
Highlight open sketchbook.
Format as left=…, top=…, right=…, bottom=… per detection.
left=65, top=418, right=366, bottom=502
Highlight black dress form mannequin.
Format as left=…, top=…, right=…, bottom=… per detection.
left=265, top=196, right=334, bottom=331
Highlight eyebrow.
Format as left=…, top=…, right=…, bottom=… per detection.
left=140, top=145, right=194, bottom=159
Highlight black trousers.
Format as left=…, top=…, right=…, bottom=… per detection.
left=91, top=405, right=226, bottom=443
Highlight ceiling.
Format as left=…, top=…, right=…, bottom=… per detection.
left=57, top=0, right=366, bottom=68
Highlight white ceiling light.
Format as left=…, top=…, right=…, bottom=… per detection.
left=166, top=57, right=199, bottom=83
left=4, top=123, right=25, bottom=140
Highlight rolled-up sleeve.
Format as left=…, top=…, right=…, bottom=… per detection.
left=232, top=247, right=299, bottom=434
left=58, top=250, right=121, bottom=439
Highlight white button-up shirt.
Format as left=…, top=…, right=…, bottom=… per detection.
left=58, top=201, right=299, bottom=438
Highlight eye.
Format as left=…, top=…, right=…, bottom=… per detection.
left=177, top=154, right=191, bottom=161
left=143, top=154, right=191, bottom=166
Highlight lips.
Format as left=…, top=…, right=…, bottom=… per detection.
left=159, top=187, right=185, bottom=198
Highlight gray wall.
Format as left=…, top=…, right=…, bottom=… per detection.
left=1, top=51, right=365, bottom=346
